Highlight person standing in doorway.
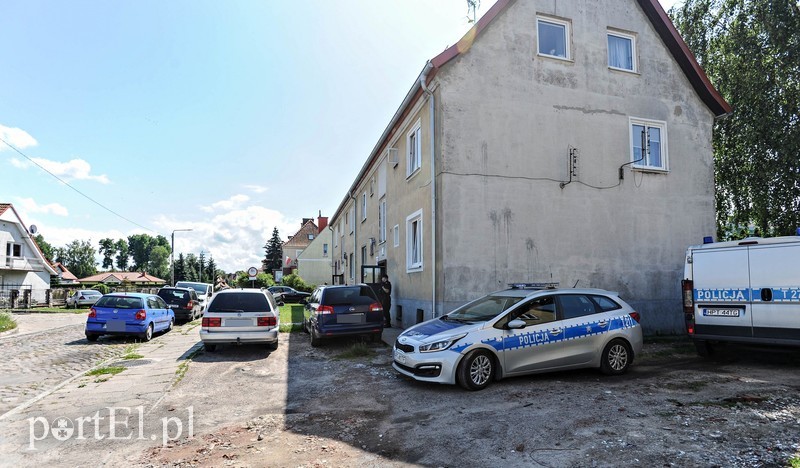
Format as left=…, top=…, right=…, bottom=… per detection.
left=379, top=274, right=392, bottom=327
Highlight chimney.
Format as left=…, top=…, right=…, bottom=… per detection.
left=302, top=218, right=312, bottom=227
left=317, top=211, right=328, bottom=233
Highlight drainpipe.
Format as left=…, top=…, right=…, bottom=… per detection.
left=328, top=224, right=335, bottom=280
left=420, top=61, right=437, bottom=317
left=348, top=190, right=357, bottom=285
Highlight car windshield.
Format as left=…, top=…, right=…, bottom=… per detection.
left=94, top=296, right=144, bottom=309
left=446, top=295, right=524, bottom=322
left=208, top=293, right=269, bottom=313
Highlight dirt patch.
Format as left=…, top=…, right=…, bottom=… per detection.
left=140, top=334, right=800, bottom=467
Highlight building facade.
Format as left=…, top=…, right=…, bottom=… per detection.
left=0, top=203, right=57, bottom=306
left=328, top=0, right=730, bottom=333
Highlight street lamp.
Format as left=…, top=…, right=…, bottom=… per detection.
left=171, top=228, right=193, bottom=286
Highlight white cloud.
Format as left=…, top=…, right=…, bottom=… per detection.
left=201, top=194, right=251, bottom=213
left=0, top=124, right=38, bottom=151
left=14, top=197, right=69, bottom=217
left=244, top=184, right=269, bottom=194
left=10, top=156, right=110, bottom=184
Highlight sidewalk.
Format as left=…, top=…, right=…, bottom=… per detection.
left=381, top=325, right=401, bottom=347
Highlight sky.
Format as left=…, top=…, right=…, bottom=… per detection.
left=1, top=0, right=682, bottom=274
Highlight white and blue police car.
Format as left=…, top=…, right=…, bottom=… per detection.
left=392, top=284, right=643, bottom=391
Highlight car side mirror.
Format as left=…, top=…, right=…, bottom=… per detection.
left=507, top=319, right=527, bottom=330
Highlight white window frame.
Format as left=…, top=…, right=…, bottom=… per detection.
left=629, top=117, right=669, bottom=172
left=406, top=210, right=423, bottom=272
left=361, top=192, right=367, bottom=221
left=537, top=16, right=571, bottom=60
left=378, top=197, right=387, bottom=244
left=607, top=30, right=637, bottom=72
left=323, top=243, right=328, bottom=257
left=393, top=224, right=400, bottom=248
left=6, top=243, right=22, bottom=258
left=407, top=120, right=422, bottom=178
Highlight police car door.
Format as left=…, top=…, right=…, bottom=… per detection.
left=749, top=242, right=800, bottom=341
left=499, top=296, right=564, bottom=375
left=692, top=246, right=753, bottom=337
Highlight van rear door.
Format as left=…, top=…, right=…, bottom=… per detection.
left=749, top=243, right=800, bottom=341
left=692, top=246, right=753, bottom=338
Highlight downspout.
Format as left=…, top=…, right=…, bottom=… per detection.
left=348, top=190, right=357, bottom=285
left=328, top=224, right=335, bottom=280
left=420, top=61, right=436, bottom=317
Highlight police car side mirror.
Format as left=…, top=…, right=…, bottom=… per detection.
left=507, top=319, right=527, bottom=330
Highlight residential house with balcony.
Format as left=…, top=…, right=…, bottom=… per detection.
left=328, top=0, right=730, bottom=333
left=0, top=203, right=57, bottom=305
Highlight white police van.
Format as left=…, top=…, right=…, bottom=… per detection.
left=682, top=231, right=800, bottom=355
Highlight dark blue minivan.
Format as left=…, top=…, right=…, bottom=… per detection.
left=302, top=284, right=384, bottom=346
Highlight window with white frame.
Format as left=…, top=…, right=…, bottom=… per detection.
left=406, top=210, right=423, bottom=272
left=393, top=225, right=400, bottom=247
left=630, top=118, right=668, bottom=171
left=407, top=120, right=422, bottom=177
left=323, top=243, right=328, bottom=257
left=608, top=30, right=636, bottom=72
left=361, top=192, right=367, bottom=221
left=6, top=243, right=22, bottom=258
left=378, top=197, right=387, bottom=244
left=537, top=16, right=570, bottom=60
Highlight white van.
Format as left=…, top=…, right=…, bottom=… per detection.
left=682, top=233, right=800, bottom=355
left=175, top=281, right=214, bottom=311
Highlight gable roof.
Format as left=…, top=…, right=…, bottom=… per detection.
left=282, top=219, right=319, bottom=249
left=78, top=271, right=166, bottom=284
left=331, top=0, right=730, bottom=222
left=0, top=202, right=58, bottom=275
left=53, top=262, right=79, bottom=281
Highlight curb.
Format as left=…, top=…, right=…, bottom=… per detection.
left=0, top=327, right=19, bottom=338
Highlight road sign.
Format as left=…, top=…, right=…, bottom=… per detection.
left=247, top=267, right=258, bottom=280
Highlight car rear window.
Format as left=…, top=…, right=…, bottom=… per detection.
left=95, top=296, right=144, bottom=309
left=322, top=286, right=377, bottom=306
left=209, top=293, right=270, bottom=313
left=158, top=290, right=189, bottom=301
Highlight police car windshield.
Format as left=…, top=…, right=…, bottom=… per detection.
left=447, top=295, right=524, bottom=322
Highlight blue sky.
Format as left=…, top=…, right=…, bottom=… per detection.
left=1, top=0, right=681, bottom=273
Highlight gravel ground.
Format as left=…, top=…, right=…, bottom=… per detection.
left=139, top=333, right=800, bottom=467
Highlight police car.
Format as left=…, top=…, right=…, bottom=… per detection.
left=392, top=284, right=643, bottom=391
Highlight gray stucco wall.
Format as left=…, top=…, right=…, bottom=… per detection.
left=434, top=0, right=717, bottom=333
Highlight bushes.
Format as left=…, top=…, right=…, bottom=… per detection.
left=92, top=284, right=110, bottom=294
left=234, top=272, right=275, bottom=289
left=281, top=273, right=314, bottom=292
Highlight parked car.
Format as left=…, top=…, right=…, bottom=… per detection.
left=268, top=286, right=310, bottom=304
left=85, top=293, right=174, bottom=342
left=392, top=284, right=643, bottom=391
left=66, top=289, right=103, bottom=308
left=200, top=288, right=280, bottom=352
left=302, top=284, right=384, bottom=347
left=157, top=287, right=202, bottom=323
left=175, top=281, right=214, bottom=310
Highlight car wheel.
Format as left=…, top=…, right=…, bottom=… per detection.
left=267, top=339, right=279, bottom=351
left=166, top=318, right=174, bottom=332
left=85, top=333, right=99, bottom=342
left=310, top=327, right=322, bottom=347
left=141, top=324, right=154, bottom=342
left=457, top=350, right=495, bottom=391
left=694, top=340, right=715, bottom=358
left=600, top=339, right=633, bottom=375
left=204, top=343, right=217, bottom=352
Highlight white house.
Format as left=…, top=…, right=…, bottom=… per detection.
left=0, top=203, right=57, bottom=306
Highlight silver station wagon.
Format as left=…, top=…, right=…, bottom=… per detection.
left=200, top=288, right=280, bottom=352
left=393, top=284, right=643, bottom=391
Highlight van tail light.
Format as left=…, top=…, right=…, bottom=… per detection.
left=317, top=305, right=335, bottom=315
left=369, top=302, right=383, bottom=312
left=88, top=308, right=97, bottom=318
left=629, top=311, right=641, bottom=323
left=135, top=310, right=147, bottom=321
left=258, top=316, right=277, bottom=327
left=682, top=279, right=695, bottom=335
left=202, top=317, right=221, bottom=327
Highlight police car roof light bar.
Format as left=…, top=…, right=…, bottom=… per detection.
left=508, top=282, right=560, bottom=290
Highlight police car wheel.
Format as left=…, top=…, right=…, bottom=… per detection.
left=601, top=339, right=632, bottom=375
left=457, top=350, right=494, bottom=391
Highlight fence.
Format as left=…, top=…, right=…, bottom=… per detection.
left=0, top=285, right=163, bottom=310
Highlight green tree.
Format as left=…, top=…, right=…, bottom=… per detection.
left=98, top=238, right=117, bottom=270
left=63, top=240, right=97, bottom=279
left=33, top=234, right=54, bottom=262
left=184, top=253, right=199, bottom=282
left=148, top=244, right=170, bottom=280
left=671, top=0, right=800, bottom=239
left=198, top=252, right=206, bottom=283
left=174, top=253, right=187, bottom=282
left=114, top=239, right=129, bottom=271
left=263, top=227, right=283, bottom=272
left=127, top=234, right=153, bottom=272
left=205, top=256, right=217, bottom=283
left=234, top=271, right=274, bottom=289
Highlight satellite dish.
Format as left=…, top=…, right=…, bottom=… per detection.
left=29, top=225, right=38, bottom=234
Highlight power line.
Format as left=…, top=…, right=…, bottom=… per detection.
left=0, top=137, right=156, bottom=233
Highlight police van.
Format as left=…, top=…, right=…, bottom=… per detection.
left=682, top=232, right=800, bottom=355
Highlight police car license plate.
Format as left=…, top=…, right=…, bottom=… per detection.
left=394, top=349, right=406, bottom=364
left=703, top=308, right=741, bottom=317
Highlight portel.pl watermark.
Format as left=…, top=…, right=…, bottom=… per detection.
left=27, top=406, right=193, bottom=450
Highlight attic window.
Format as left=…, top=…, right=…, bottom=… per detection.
left=537, top=16, right=571, bottom=60
left=6, top=243, right=22, bottom=258
left=608, top=30, right=636, bottom=72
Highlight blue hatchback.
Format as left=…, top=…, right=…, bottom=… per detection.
left=85, top=293, right=174, bottom=342
left=302, top=284, right=384, bottom=346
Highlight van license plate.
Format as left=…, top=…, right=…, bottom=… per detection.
left=703, top=308, right=741, bottom=317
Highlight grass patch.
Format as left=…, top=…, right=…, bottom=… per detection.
left=13, top=307, right=88, bottom=314
left=278, top=304, right=305, bottom=333
left=121, top=353, right=144, bottom=360
left=789, top=456, right=800, bottom=468
left=86, top=366, right=125, bottom=377
left=0, top=312, right=17, bottom=333
left=335, top=342, right=375, bottom=359
left=174, top=347, right=203, bottom=386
